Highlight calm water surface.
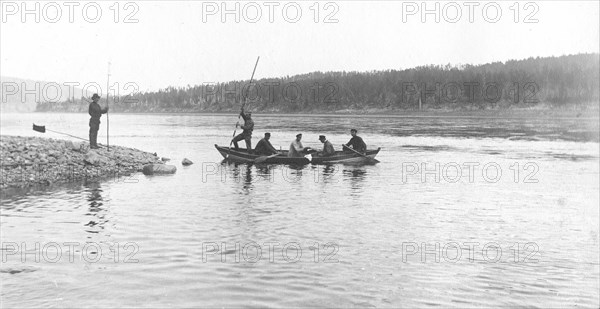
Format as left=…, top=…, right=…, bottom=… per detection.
left=1, top=112, right=599, bottom=308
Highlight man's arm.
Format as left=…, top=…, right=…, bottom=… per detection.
left=267, top=141, right=278, bottom=153
left=347, top=136, right=356, bottom=146
left=345, top=137, right=354, bottom=148
left=240, top=106, right=248, bottom=121
left=241, top=119, right=254, bottom=131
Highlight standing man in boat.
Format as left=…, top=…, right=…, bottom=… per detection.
left=88, top=93, right=108, bottom=149
left=288, top=133, right=310, bottom=157
left=255, top=132, right=278, bottom=156
left=231, top=105, right=254, bottom=150
left=317, top=135, right=335, bottom=157
left=344, top=129, right=367, bottom=153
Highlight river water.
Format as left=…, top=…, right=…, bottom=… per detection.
left=1, top=112, right=599, bottom=308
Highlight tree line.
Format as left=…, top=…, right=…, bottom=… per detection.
left=36, top=53, right=599, bottom=113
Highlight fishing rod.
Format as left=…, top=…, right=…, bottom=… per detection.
left=32, top=124, right=107, bottom=148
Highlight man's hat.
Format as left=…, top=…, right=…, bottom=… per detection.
left=91, top=93, right=100, bottom=100
left=265, top=132, right=271, bottom=136
left=319, top=135, right=326, bottom=140
left=296, top=133, right=302, bottom=137
left=350, top=128, right=358, bottom=133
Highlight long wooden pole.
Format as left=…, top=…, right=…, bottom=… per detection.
left=227, top=56, right=260, bottom=155
left=106, top=62, right=111, bottom=151
left=245, top=56, right=260, bottom=108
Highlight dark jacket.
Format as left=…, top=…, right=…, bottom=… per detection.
left=255, top=138, right=278, bottom=155
left=89, top=101, right=108, bottom=124
left=345, top=136, right=367, bottom=152
left=240, top=111, right=254, bottom=135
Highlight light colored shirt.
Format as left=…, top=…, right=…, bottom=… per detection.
left=322, top=140, right=335, bottom=156
left=288, top=140, right=304, bottom=157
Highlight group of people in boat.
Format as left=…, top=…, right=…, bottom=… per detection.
left=231, top=106, right=367, bottom=157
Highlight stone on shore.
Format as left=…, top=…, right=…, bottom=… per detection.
left=72, top=141, right=87, bottom=152
left=142, top=164, right=177, bottom=175
left=83, top=151, right=107, bottom=166
left=181, top=158, right=193, bottom=166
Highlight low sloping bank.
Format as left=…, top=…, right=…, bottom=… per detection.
left=0, top=135, right=164, bottom=190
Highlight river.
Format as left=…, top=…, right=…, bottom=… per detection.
left=1, top=112, right=598, bottom=307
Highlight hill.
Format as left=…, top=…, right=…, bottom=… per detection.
left=34, top=53, right=600, bottom=113
left=1, top=76, right=90, bottom=113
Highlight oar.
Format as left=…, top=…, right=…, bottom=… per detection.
left=33, top=124, right=107, bottom=148
left=254, top=153, right=280, bottom=163
left=343, top=144, right=380, bottom=164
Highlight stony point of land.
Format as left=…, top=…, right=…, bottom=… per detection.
left=0, top=135, right=168, bottom=189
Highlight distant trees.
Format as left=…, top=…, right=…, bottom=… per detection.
left=37, top=53, right=599, bottom=113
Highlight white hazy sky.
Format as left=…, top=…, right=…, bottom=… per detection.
left=1, top=1, right=599, bottom=92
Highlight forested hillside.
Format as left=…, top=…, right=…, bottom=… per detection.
left=36, top=53, right=599, bottom=113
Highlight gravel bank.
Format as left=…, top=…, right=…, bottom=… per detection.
left=0, top=135, right=163, bottom=189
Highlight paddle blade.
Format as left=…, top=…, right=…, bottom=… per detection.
left=255, top=153, right=279, bottom=164
left=255, top=156, right=269, bottom=163
left=33, top=124, right=46, bottom=133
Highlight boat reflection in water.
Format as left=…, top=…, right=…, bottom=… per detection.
left=342, top=167, right=368, bottom=197
left=217, top=160, right=371, bottom=200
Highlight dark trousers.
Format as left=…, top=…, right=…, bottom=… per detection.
left=89, top=121, right=100, bottom=147
left=232, top=132, right=251, bottom=150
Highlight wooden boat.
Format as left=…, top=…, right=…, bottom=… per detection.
left=310, top=148, right=381, bottom=164
left=215, top=144, right=310, bottom=165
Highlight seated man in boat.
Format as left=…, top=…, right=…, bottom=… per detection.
left=343, top=129, right=367, bottom=153
left=317, top=135, right=335, bottom=157
left=231, top=106, right=254, bottom=150
left=288, top=133, right=311, bottom=157
left=255, top=132, right=278, bottom=156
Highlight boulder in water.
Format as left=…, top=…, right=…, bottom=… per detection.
left=142, top=164, right=177, bottom=175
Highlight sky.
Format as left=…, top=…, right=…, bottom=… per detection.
left=1, top=0, right=599, bottom=93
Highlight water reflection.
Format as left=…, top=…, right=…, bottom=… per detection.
left=83, top=181, right=107, bottom=235
left=314, top=164, right=339, bottom=185
left=343, top=167, right=367, bottom=197
left=220, top=162, right=255, bottom=193
left=255, top=164, right=275, bottom=183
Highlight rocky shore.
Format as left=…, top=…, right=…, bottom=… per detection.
left=0, top=135, right=166, bottom=190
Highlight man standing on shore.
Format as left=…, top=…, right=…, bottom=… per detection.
left=88, top=93, right=108, bottom=149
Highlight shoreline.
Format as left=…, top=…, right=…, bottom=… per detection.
left=0, top=135, right=163, bottom=191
